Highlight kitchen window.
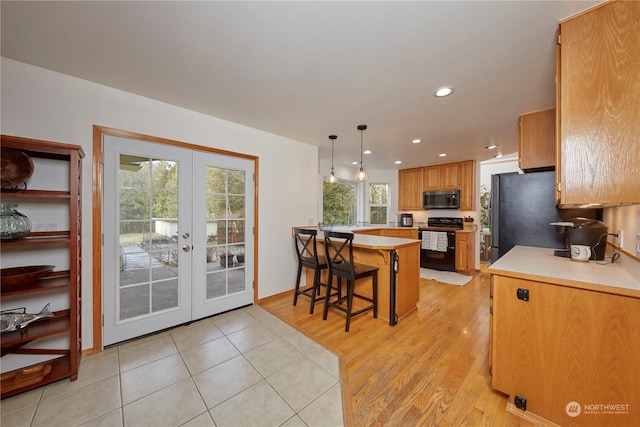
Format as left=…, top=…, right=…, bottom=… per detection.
left=369, top=183, right=389, bottom=225
left=322, top=180, right=358, bottom=226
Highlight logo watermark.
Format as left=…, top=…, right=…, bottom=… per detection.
left=566, top=401, right=630, bottom=417
left=566, top=401, right=581, bottom=417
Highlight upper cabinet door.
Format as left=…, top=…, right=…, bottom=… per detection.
left=398, top=167, right=423, bottom=210
left=423, top=163, right=459, bottom=191
left=558, top=1, right=640, bottom=206
left=519, top=109, right=555, bottom=171
left=423, top=166, right=440, bottom=191
left=440, top=163, right=460, bottom=189
left=459, top=160, right=476, bottom=211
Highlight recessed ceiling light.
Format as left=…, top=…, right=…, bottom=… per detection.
left=412, top=139, right=422, bottom=144
left=494, top=153, right=503, bottom=158
left=439, top=153, right=447, bottom=157
left=352, top=161, right=359, bottom=165
left=395, top=160, right=402, bottom=164
left=433, top=86, right=454, bottom=97
left=486, top=144, right=498, bottom=150
left=364, top=150, right=372, bottom=155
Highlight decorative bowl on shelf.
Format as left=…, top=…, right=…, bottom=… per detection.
left=0, top=265, right=55, bottom=291
left=1, top=147, right=34, bottom=191
left=0, top=203, right=32, bottom=240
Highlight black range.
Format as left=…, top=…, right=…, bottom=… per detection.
left=418, top=217, right=463, bottom=271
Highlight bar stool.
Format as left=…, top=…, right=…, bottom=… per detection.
left=293, top=228, right=337, bottom=314
left=323, top=231, right=378, bottom=332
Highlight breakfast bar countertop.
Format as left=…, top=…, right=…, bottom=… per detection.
left=298, top=226, right=421, bottom=250
left=346, top=233, right=420, bottom=250
left=488, top=245, right=640, bottom=298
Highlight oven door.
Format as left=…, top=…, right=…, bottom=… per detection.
left=420, top=230, right=456, bottom=271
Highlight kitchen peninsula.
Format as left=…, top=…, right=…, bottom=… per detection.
left=298, top=227, right=421, bottom=325
left=488, top=246, right=640, bottom=426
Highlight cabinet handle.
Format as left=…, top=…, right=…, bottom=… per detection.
left=516, top=288, right=529, bottom=301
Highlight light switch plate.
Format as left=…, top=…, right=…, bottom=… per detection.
left=636, top=234, right=640, bottom=257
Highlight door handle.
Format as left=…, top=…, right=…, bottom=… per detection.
left=182, top=245, right=191, bottom=252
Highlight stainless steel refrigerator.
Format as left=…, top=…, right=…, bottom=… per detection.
left=489, top=171, right=601, bottom=263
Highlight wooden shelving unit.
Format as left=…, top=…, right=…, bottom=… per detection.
left=1, top=135, right=83, bottom=399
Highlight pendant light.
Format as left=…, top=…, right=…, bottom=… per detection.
left=355, top=124, right=368, bottom=181
left=327, top=134, right=337, bottom=183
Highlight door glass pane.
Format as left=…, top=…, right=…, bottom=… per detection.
left=204, top=167, right=246, bottom=300
left=118, top=155, right=180, bottom=321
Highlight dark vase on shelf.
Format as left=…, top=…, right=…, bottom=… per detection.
left=0, top=203, right=32, bottom=240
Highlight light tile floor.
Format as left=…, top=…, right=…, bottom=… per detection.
left=1, top=306, right=344, bottom=427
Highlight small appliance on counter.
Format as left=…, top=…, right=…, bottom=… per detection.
left=399, top=213, right=413, bottom=227
left=550, top=217, right=608, bottom=260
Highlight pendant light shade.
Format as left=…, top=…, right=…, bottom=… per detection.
left=355, top=124, right=368, bottom=181
left=327, top=134, right=337, bottom=183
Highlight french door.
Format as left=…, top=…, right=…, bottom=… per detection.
left=102, top=135, right=254, bottom=345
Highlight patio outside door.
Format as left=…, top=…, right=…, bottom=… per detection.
left=102, top=135, right=254, bottom=346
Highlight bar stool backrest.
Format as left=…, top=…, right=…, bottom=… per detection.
left=294, top=228, right=320, bottom=268
left=324, top=231, right=356, bottom=280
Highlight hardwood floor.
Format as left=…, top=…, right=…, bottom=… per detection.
left=260, top=269, right=534, bottom=426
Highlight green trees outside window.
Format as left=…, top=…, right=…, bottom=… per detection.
left=323, top=180, right=357, bottom=226
left=369, top=183, right=389, bottom=225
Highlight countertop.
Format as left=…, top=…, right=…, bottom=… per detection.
left=347, top=233, right=420, bottom=250
left=296, top=226, right=420, bottom=250
left=349, top=225, right=475, bottom=233
left=488, top=245, right=640, bottom=297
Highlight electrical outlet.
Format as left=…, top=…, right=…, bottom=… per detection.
left=636, top=234, right=640, bottom=257
left=617, top=230, right=623, bottom=246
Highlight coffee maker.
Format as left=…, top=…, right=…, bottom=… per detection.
left=551, top=218, right=608, bottom=260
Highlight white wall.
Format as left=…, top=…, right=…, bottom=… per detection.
left=479, top=154, right=520, bottom=191
left=1, top=58, right=319, bottom=350
left=604, top=204, right=640, bottom=281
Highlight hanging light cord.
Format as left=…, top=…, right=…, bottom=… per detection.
left=328, top=134, right=337, bottom=183
left=331, top=137, right=335, bottom=172
left=359, top=129, right=363, bottom=167
left=356, top=124, right=367, bottom=180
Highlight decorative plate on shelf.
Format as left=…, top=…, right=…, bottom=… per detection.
left=0, top=265, right=55, bottom=291
left=1, top=147, right=34, bottom=191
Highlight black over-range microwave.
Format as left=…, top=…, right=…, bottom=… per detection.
left=423, top=190, right=460, bottom=209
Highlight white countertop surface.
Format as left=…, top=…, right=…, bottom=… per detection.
left=299, top=226, right=420, bottom=250
left=488, top=246, right=640, bottom=295
left=349, top=233, right=420, bottom=250
left=329, top=229, right=420, bottom=249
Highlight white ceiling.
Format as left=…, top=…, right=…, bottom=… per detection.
left=1, top=1, right=599, bottom=170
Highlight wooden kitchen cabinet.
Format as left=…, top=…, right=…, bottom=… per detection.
left=519, top=109, right=555, bottom=171
left=440, top=163, right=460, bottom=189
left=455, top=231, right=475, bottom=273
left=556, top=0, right=640, bottom=206
left=423, top=163, right=459, bottom=191
left=399, top=160, right=476, bottom=211
left=423, top=166, right=440, bottom=191
left=398, top=167, right=423, bottom=210
left=491, top=274, right=640, bottom=426
left=1, top=135, right=83, bottom=399
left=458, top=160, right=476, bottom=210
